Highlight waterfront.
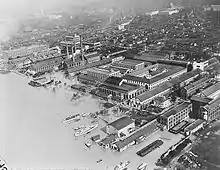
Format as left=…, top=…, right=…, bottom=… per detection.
left=1, top=73, right=185, bottom=170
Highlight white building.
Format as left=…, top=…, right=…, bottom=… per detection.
left=106, top=116, right=135, bottom=138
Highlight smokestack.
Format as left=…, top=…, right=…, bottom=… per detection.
left=80, top=35, right=84, bottom=61
left=41, top=7, right=44, bottom=17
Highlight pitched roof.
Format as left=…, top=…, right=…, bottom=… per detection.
left=108, top=116, right=134, bottom=130
left=136, top=69, right=201, bottom=103
left=137, top=82, right=172, bottom=102
left=114, top=120, right=158, bottom=150
left=200, top=82, right=220, bottom=98
left=103, top=77, right=123, bottom=86
left=185, top=77, right=210, bottom=90
left=204, top=97, right=220, bottom=110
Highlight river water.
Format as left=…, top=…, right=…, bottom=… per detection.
left=0, top=73, right=185, bottom=170
left=0, top=73, right=110, bottom=169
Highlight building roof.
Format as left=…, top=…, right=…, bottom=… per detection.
left=158, top=59, right=188, bottom=67
left=185, top=119, right=205, bottom=132
left=104, top=77, right=123, bottom=86
left=169, top=69, right=201, bottom=85
left=108, top=116, right=134, bottom=130
left=67, top=58, right=111, bottom=73
left=99, top=134, right=117, bottom=145
left=190, top=95, right=212, bottom=104
left=114, top=120, right=158, bottom=150
left=204, top=97, right=220, bottom=110
left=185, top=77, right=210, bottom=91
left=85, top=51, right=100, bottom=59
left=87, top=67, right=112, bottom=75
left=77, top=74, right=98, bottom=83
left=132, top=56, right=160, bottom=63
left=137, top=82, right=172, bottom=102
left=161, top=102, right=191, bottom=118
left=148, top=66, right=186, bottom=84
left=32, top=55, right=65, bottom=69
left=122, top=75, right=149, bottom=83
left=100, top=81, right=139, bottom=93
left=136, top=69, right=201, bottom=103
left=129, top=65, right=154, bottom=77
left=200, top=82, right=220, bottom=98
left=108, top=65, right=130, bottom=74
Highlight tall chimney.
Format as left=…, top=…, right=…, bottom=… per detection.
left=41, top=7, right=44, bottom=17
left=80, top=35, right=84, bottom=61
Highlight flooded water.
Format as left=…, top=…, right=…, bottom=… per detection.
left=0, top=73, right=183, bottom=170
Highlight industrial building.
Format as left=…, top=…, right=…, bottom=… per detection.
left=180, top=76, right=211, bottom=99
left=84, top=51, right=101, bottom=63
left=64, top=56, right=86, bottom=69
left=3, top=44, right=49, bottom=59
left=111, top=59, right=145, bottom=71
left=190, top=95, right=213, bottom=119
left=106, top=116, right=135, bottom=137
left=87, top=67, right=121, bottom=82
left=123, top=66, right=187, bottom=90
left=157, top=102, right=192, bottom=130
left=111, top=120, right=158, bottom=152
left=202, top=97, right=220, bottom=122
left=131, top=69, right=201, bottom=109
left=198, top=81, right=220, bottom=100
left=29, top=55, right=65, bottom=73
left=184, top=119, right=205, bottom=136
left=129, top=63, right=156, bottom=77
left=98, top=77, right=146, bottom=101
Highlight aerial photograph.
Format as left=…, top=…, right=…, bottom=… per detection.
left=1, top=0, right=220, bottom=170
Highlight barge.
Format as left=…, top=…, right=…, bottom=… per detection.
left=136, top=140, right=163, bottom=157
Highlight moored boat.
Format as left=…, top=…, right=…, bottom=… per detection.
left=84, top=142, right=92, bottom=148
left=137, top=163, right=147, bottom=170
left=114, top=161, right=130, bottom=170
left=74, top=125, right=85, bottom=131
left=0, top=69, right=10, bottom=74
left=28, top=80, right=42, bottom=87
left=74, top=123, right=98, bottom=137
left=63, top=114, right=81, bottom=123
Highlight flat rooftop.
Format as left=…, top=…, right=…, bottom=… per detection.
left=190, top=95, right=213, bottom=104
left=161, top=102, right=191, bottom=118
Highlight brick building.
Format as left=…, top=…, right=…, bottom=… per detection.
left=157, top=102, right=192, bottom=130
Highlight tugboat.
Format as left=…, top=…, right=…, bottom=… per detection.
left=137, top=163, right=147, bottom=170
left=114, top=161, right=130, bottom=170
left=74, top=123, right=98, bottom=137
left=63, top=114, right=81, bottom=123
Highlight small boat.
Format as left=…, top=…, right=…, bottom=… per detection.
left=96, top=159, right=102, bottom=163
left=74, top=123, right=98, bottom=137
left=63, top=114, right=81, bottom=123
left=82, top=113, right=89, bottom=117
left=114, top=161, right=130, bottom=170
left=137, top=163, right=147, bottom=170
left=74, top=125, right=85, bottom=131
left=85, top=142, right=92, bottom=148
left=28, top=81, right=42, bottom=87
